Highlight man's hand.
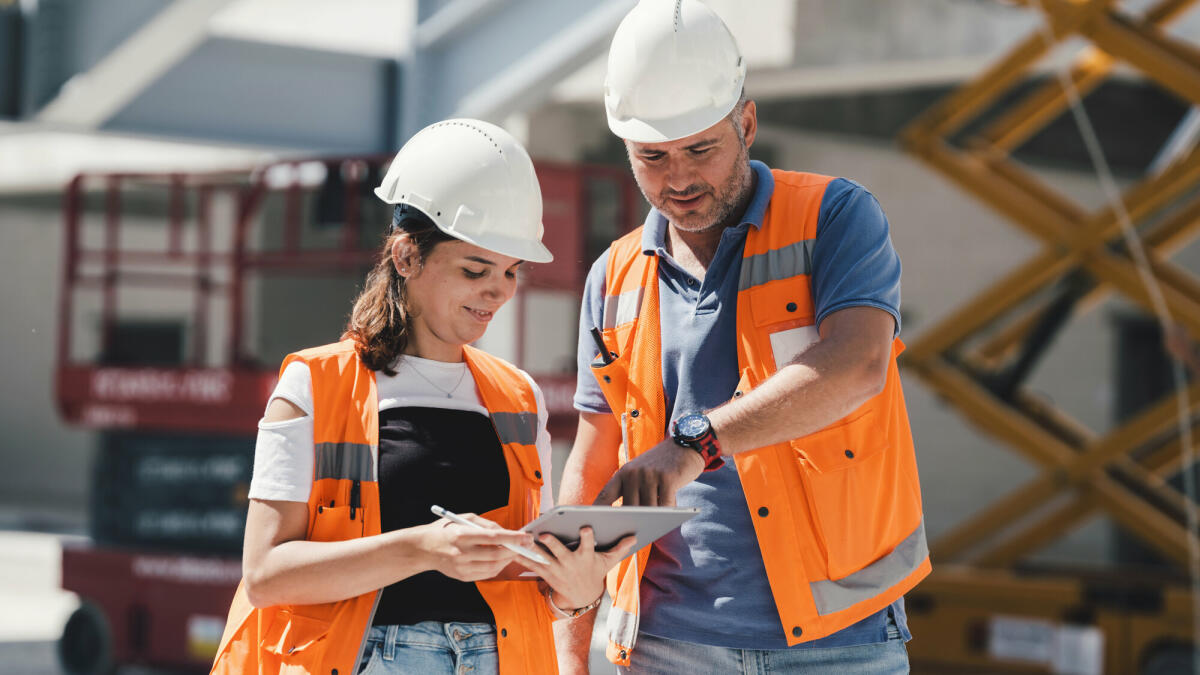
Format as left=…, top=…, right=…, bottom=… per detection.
left=593, top=438, right=705, bottom=506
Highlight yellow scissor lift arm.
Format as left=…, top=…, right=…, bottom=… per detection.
left=900, top=0, right=1200, bottom=672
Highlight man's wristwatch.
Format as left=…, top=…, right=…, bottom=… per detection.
left=672, top=413, right=724, bottom=471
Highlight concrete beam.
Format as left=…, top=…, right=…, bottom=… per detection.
left=402, top=0, right=632, bottom=139
left=453, top=0, right=632, bottom=123
left=35, top=0, right=236, bottom=129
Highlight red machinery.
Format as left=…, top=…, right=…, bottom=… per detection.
left=54, top=156, right=639, bottom=673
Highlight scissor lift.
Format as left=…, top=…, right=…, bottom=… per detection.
left=899, top=0, right=1200, bottom=672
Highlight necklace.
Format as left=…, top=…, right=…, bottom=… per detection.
left=405, top=358, right=468, bottom=398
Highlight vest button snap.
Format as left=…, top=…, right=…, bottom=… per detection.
left=845, top=450, right=854, bottom=459
left=331, top=670, right=338, bottom=675
left=734, top=390, right=742, bottom=398
left=757, top=506, right=769, bottom=517
left=619, top=650, right=627, bottom=660
left=792, top=626, right=803, bottom=637
left=500, top=628, right=508, bottom=637
left=603, top=375, right=611, bottom=383
left=630, top=409, right=639, bottom=417
left=786, top=302, right=797, bottom=312
left=535, top=470, right=542, bottom=479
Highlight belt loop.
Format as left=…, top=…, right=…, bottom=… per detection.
left=383, top=624, right=399, bottom=661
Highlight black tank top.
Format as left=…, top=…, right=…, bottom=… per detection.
left=371, top=407, right=509, bottom=626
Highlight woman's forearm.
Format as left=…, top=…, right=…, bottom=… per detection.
left=244, top=527, right=432, bottom=608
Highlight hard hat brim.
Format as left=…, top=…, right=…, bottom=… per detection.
left=605, top=77, right=745, bottom=144
left=440, top=224, right=555, bottom=264
left=374, top=189, right=555, bottom=264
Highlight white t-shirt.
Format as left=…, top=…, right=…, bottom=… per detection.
left=249, top=355, right=555, bottom=510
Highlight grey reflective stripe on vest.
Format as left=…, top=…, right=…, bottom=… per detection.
left=492, top=411, right=538, bottom=446
left=603, top=288, right=644, bottom=329
left=607, top=605, right=637, bottom=650
left=314, top=442, right=375, bottom=481
left=739, top=239, right=815, bottom=292
left=810, top=519, right=928, bottom=616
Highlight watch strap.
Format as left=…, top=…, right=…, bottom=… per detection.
left=691, top=433, right=723, bottom=471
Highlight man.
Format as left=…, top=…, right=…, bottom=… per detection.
left=554, top=1, right=930, bottom=673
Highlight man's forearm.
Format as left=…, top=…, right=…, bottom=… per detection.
left=707, top=312, right=892, bottom=455
left=554, top=412, right=621, bottom=673
left=554, top=611, right=599, bottom=674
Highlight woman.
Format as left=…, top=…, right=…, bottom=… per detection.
left=212, top=119, right=633, bottom=675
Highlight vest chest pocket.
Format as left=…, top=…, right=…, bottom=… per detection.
left=507, top=442, right=545, bottom=520
left=747, top=279, right=817, bottom=371
left=589, top=338, right=631, bottom=417
left=308, top=503, right=365, bottom=542
left=507, top=441, right=544, bottom=487
left=261, top=609, right=331, bottom=672
left=791, top=407, right=901, bottom=581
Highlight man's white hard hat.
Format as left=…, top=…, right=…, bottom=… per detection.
left=374, top=119, right=553, bottom=263
left=604, top=0, right=746, bottom=143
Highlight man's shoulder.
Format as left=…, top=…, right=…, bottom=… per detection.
left=769, top=168, right=839, bottom=191
left=767, top=173, right=878, bottom=222
left=611, top=225, right=645, bottom=254
left=587, top=225, right=647, bottom=283
left=767, top=170, right=874, bottom=198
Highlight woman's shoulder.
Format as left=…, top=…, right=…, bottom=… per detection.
left=462, top=346, right=538, bottom=391
left=284, top=339, right=362, bottom=372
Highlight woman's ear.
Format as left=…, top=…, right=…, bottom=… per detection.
left=391, top=234, right=420, bottom=278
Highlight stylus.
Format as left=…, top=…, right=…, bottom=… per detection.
left=430, top=505, right=551, bottom=564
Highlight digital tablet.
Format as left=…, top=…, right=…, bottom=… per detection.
left=523, top=505, right=699, bottom=557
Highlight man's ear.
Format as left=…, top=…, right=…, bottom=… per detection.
left=391, top=234, right=420, bottom=278
left=742, top=99, right=757, bottom=149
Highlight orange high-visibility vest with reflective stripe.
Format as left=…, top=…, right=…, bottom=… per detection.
left=591, top=170, right=930, bottom=666
left=211, top=340, right=558, bottom=675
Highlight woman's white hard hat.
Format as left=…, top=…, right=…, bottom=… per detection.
left=604, top=0, right=746, bottom=143
left=374, top=119, right=553, bottom=263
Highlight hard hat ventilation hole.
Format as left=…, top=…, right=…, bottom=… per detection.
left=431, top=120, right=504, bottom=157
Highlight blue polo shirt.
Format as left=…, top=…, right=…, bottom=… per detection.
left=573, top=161, right=910, bottom=649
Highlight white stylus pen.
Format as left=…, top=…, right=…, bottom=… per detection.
left=430, top=505, right=551, bottom=565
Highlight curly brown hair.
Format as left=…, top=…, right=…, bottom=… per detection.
left=342, top=207, right=456, bottom=374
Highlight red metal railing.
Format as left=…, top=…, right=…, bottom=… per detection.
left=56, top=157, right=639, bottom=436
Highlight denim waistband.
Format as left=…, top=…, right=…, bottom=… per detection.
left=365, top=621, right=496, bottom=661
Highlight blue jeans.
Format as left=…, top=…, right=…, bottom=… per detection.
left=356, top=622, right=498, bottom=675
left=617, top=615, right=908, bottom=674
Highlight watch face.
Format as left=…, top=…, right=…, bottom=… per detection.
left=677, top=415, right=709, bottom=439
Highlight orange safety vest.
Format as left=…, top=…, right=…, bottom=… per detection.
left=211, top=340, right=558, bottom=675
left=591, top=170, right=930, bottom=665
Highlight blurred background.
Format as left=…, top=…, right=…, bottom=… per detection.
left=3, top=0, right=1200, bottom=672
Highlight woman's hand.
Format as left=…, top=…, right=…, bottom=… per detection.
left=416, top=513, right=535, bottom=582
left=520, top=527, right=637, bottom=611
